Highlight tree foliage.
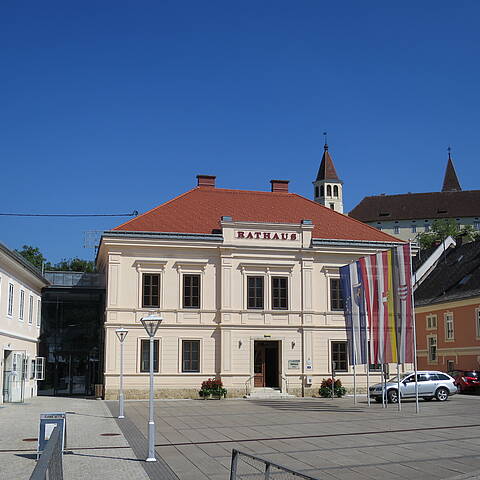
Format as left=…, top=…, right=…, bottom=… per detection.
left=15, top=245, right=95, bottom=272
left=15, top=245, right=51, bottom=270
left=54, top=258, right=96, bottom=273
left=416, top=219, right=480, bottom=250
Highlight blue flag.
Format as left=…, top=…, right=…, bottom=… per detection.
left=340, top=262, right=367, bottom=365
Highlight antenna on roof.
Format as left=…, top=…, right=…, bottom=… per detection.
left=323, top=131, right=328, bottom=151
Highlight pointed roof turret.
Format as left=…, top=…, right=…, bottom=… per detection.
left=316, top=143, right=340, bottom=181
left=442, top=148, right=462, bottom=192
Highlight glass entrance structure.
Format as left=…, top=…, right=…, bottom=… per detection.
left=38, top=272, right=105, bottom=397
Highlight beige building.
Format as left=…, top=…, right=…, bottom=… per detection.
left=349, top=151, right=480, bottom=242
left=0, top=242, right=48, bottom=403
left=98, top=176, right=403, bottom=400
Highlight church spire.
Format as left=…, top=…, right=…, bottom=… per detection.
left=442, top=147, right=462, bottom=192
left=313, top=135, right=344, bottom=213
left=316, top=141, right=340, bottom=181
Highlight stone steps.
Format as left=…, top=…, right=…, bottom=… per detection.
left=244, top=387, right=295, bottom=399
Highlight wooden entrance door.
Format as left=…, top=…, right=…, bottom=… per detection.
left=254, top=343, right=265, bottom=387
left=254, top=341, right=279, bottom=388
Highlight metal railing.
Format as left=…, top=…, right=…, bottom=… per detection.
left=29, top=426, right=63, bottom=480
left=244, top=375, right=256, bottom=396
left=280, top=374, right=289, bottom=395
left=230, top=449, right=320, bottom=480
left=245, top=375, right=290, bottom=396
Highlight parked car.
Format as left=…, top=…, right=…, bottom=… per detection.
left=369, top=371, right=457, bottom=403
left=450, top=370, right=480, bottom=393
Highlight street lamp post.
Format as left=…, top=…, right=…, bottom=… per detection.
left=115, top=328, right=128, bottom=419
left=140, top=313, right=163, bottom=462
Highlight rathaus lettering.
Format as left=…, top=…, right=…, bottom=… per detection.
left=236, top=231, right=297, bottom=240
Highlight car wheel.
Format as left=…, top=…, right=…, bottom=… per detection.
left=435, top=387, right=449, bottom=402
left=387, top=389, right=399, bottom=403
left=423, top=397, right=433, bottom=401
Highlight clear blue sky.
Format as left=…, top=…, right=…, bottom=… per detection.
left=1, top=1, right=479, bottom=264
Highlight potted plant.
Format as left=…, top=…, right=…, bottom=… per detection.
left=199, top=378, right=227, bottom=399
left=319, top=378, right=346, bottom=398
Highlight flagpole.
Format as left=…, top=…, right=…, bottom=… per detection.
left=397, top=362, right=401, bottom=411
left=353, top=325, right=357, bottom=405
left=409, top=242, right=420, bottom=414
left=382, top=364, right=386, bottom=408
left=366, top=329, right=370, bottom=406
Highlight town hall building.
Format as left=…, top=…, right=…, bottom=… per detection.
left=97, top=161, right=403, bottom=399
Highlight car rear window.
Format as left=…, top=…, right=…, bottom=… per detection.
left=464, top=371, right=479, bottom=377
left=436, top=374, right=450, bottom=380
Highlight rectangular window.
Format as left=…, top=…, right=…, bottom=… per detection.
left=411, top=225, right=417, bottom=233
left=445, top=313, right=454, bottom=340
left=272, top=277, right=288, bottom=310
left=474, top=221, right=480, bottom=231
left=19, top=290, right=25, bottom=321
left=182, top=340, right=200, bottom=372
left=247, top=276, right=264, bottom=309
left=142, top=274, right=160, bottom=308
left=428, top=336, right=437, bottom=362
left=330, top=278, right=344, bottom=311
left=36, top=299, right=41, bottom=327
left=29, top=296, right=34, bottom=324
left=393, top=226, right=399, bottom=234
left=183, top=274, right=201, bottom=309
left=425, top=225, right=431, bottom=232
left=8, top=283, right=14, bottom=316
left=476, top=309, right=480, bottom=337
left=35, top=357, right=45, bottom=380
left=140, top=339, right=159, bottom=372
left=447, top=360, right=455, bottom=373
left=331, top=341, right=348, bottom=372
left=426, top=314, right=437, bottom=330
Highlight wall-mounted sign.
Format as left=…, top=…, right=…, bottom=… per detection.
left=236, top=231, right=297, bottom=241
left=288, top=360, right=300, bottom=369
left=306, top=358, right=313, bottom=371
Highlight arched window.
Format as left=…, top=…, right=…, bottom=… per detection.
left=315, top=186, right=319, bottom=198
left=320, top=185, right=324, bottom=197
left=327, top=185, right=332, bottom=197
left=333, top=185, right=339, bottom=197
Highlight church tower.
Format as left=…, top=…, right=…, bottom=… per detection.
left=441, top=148, right=462, bottom=192
left=313, top=141, right=344, bottom=213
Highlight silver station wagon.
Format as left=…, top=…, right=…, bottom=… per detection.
left=369, top=370, right=457, bottom=403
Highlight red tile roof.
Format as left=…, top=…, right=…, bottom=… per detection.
left=113, top=186, right=400, bottom=243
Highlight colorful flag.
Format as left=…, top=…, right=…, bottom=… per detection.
left=355, top=244, right=414, bottom=364
left=340, top=263, right=367, bottom=365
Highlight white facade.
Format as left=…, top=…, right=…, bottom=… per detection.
left=367, top=217, right=480, bottom=243
left=0, top=243, right=47, bottom=403
left=98, top=219, right=401, bottom=399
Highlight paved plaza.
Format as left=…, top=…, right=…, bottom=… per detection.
left=2, top=394, right=480, bottom=479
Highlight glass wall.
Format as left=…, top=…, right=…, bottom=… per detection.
left=39, top=277, right=105, bottom=397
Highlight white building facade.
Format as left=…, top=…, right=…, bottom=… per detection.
left=0, top=243, right=48, bottom=403
left=98, top=176, right=403, bottom=400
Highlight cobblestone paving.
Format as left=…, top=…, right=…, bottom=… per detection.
left=110, top=394, right=480, bottom=480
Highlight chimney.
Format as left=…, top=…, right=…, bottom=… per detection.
left=270, top=179, right=289, bottom=193
left=197, top=175, right=216, bottom=188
